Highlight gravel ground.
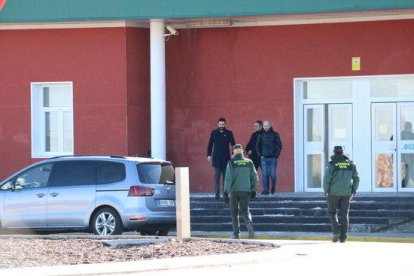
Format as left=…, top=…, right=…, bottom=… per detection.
left=0, top=238, right=273, bottom=269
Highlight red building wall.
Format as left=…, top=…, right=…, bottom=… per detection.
left=1, top=20, right=414, bottom=192
left=125, top=28, right=151, bottom=157
left=0, top=27, right=150, bottom=179
left=165, top=19, right=414, bottom=192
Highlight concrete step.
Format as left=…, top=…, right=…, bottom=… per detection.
left=191, top=208, right=414, bottom=217
left=190, top=222, right=380, bottom=232
left=191, top=200, right=414, bottom=210
left=190, top=215, right=391, bottom=225
left=189, top=194, right=414, bottom=233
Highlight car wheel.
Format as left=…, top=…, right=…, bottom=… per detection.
left=91, top=207, right=123, bottom=236
left=157, top=229, right=169, bottom=236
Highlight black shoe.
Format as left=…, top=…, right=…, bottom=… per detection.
left=271, top=187, right=275, bottom=194
left=231, top=235, right=240, bottom=239
left=340, top=235, right=347, bottom=243
left=261, top=191, right=269, bottom=195
left=215, top=194, right=220, bottom=200
left=340, top=239, right=346, bottom=243
left=332, top=234, right=340, bottom=243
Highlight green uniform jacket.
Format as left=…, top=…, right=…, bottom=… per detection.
left=224, top=154, right=258, bottom=193
left=323, top=155, right=360, bottom=196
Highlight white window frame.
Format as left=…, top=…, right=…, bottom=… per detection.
left=31, top=82, right=74, bottom=158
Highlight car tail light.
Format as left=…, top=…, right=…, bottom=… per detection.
left=128, top=185, right=155, bottom=197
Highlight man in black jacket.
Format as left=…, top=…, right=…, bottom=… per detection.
left=207, top=118, right=236, bottom=199
left=245, top=120, right=263, bottom=170
left=256, top=120, right=282, bottom=195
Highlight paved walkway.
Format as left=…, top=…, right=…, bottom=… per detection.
left=3, top=238, right=414, bottom=275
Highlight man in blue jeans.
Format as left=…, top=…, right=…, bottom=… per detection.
left=256, top=120, right=282, bottom=195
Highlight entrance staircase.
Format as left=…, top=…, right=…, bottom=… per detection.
left=190, top=193, right=414, bottom=233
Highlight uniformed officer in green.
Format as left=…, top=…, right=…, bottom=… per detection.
left=323, top=146, right=360, bottom=243
left=224, top=144, right=258, bottom=239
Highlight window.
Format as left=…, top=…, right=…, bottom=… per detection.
left=371, top=77, right=414, bottom=97
left=97, top=161, right=126, bottom=184
left=48, top=161, right=96, bottom=187
left=3, top=163, right=53, bottom=190
left=303, top=79, right=353, bottom=99
left=31, top=82, right=73, bottom=158
left=137, top=162, right=175, bottom=184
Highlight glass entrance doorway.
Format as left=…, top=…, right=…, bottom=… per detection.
left=372, top=102, right=414, bottom=191
left=295, top=75, right=414, bottom=193
left=304, top=104, right=352, bottom=191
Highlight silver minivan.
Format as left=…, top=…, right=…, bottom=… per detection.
left=0, top=156, right=176, bottom=236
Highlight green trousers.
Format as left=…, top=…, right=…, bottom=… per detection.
left=230, top=191, right=253, bottom=237
left=326, top=195, right=351, bottom=240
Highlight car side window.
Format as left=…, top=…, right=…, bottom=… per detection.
left=0, top=180, right=14, bottom=190
left=10, top=163, right=53, bottom=190
left=48, top=161, right=97, bottom=187
left=97, top=161, right=126, bottom=184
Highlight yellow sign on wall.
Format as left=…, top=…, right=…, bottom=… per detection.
left=352, top=57, right=361, bottom=71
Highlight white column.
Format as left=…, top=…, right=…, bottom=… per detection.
left=150, top=19, right=166, bottom=160
left=176, top=167, right=191, bottom=240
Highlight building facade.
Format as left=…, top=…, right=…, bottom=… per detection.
left=1, top=1, right=414, bottom=193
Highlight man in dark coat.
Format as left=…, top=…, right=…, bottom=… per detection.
left=256, top=120, right=282, bottom=195
left=207, top=117, right=236, bottom=199
left=245, top=120, right=263, bottom=170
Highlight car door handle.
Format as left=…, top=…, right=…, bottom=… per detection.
left=50, top=192, right=59, bottom=197
left=36, top=193, right=46, bottom=198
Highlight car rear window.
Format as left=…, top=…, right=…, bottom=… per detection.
left=137, top=162, right=175, bottom=184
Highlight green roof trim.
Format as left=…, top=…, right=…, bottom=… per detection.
left=1, top=0, right=414, bottom=23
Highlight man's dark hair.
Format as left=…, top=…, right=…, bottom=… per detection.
left=218, top=117, right=226, bottom=123
left=256, top=120, right=263, bottom=127
left=334, top=146, right=343, bottom=155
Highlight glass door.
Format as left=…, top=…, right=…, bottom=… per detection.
left=372, top=102, right=414, bottom=191
left=304, top=105, right=324, bottom=191
left=371, top=103, right=397, bottom=191
left=304, top=104, right=353, bottom=191
left=328, top=104, right=353, bottom=159
left=398, top=103, right=414, bottom=191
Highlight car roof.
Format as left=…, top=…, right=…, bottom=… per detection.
left=48, top=155, right=167, bottom=163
